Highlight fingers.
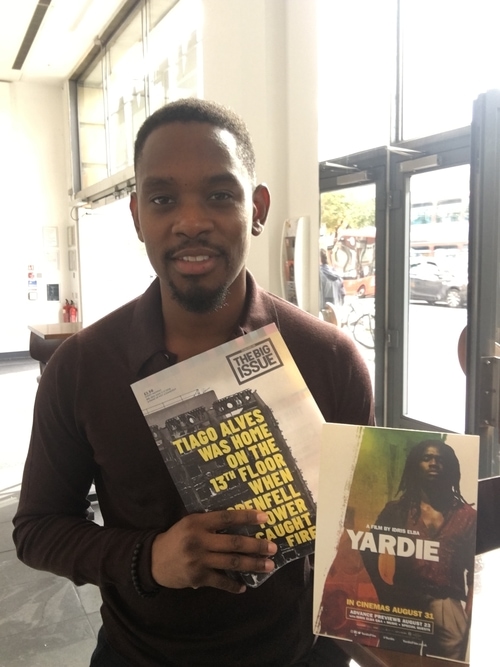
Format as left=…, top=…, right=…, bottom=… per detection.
left=198, top=569, right=247, bottom=594
left=201, top=543, right=276, bottom=575
left=187, top=510, right=277, bottom=557
left=190, top=551, right=274, bottom=595
left=221, top=529, right=277, bottom=556
left=183, top=510, right=278, bottom=569
left=203, top=528, right=277, bottom=560
left=204, top=509, right=269, bottom=532
left=151, top=510, right=278, bottom=593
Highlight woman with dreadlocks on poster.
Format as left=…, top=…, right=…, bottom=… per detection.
left=361, top=440, right=476, bottom=661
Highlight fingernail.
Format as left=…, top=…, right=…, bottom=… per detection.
left=266, top=541, right=278, bottom=555
left=256, top=512, right=268, bottom=523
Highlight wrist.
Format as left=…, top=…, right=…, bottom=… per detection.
left=131, top=536, right=162, bottom=598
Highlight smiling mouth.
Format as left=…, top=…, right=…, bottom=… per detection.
left=179, top=255, right=210, bottom=262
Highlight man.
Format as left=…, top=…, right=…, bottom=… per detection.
left=319, top=248, right=345, bottom=309
left=361, top=440, right=476, bottom=660
left=13, top=99, right=374, bottom=666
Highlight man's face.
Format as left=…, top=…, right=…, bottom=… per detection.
left=130, top=122, right=269, bottom=313
left=418, top=445, right=445, bottom=484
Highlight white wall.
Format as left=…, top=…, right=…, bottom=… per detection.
left=0, top=0, right=320, bottom=354
left=202, top=0, right=319, bottom=311
left=0, top=82, right=71, bottom=353
left=286, top=1, right=320, bottom=316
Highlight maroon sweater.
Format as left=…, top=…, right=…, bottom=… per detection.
left=13, top=274, right=374, bottom=666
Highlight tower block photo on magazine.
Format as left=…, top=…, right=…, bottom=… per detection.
left=313, top=424, right=479, bottom=664
left=150, top=387, right=316, bottom=587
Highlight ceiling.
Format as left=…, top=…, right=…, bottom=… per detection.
left=0, top=0, right=130, bottom=84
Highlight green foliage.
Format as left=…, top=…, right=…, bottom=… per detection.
left=321, top=191, right=375, bottom=234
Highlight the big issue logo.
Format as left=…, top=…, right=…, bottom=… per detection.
left=226, top=338, right=283, bottom=384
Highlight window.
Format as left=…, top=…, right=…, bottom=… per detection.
left=77, top=60, right=107, bottom=190
left=317, top=0, right=397, bottom=160
left=74, top=0, right=203, bottom=192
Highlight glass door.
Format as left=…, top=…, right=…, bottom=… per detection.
left=320, top=185, right=376, bottom=371
left=386, top=129, right=471, bottom=436
left=319, top=148, right=388, bottom=424
left=406, top=165, right=470, bottom=432
left=320, top=118, right=500, bottom=479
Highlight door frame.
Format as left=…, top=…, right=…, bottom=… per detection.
left=385, top=127, right=471, bottom=432
left=319, top=128, right=472, bottom=438
left=319, top=124, right=500, bottom=478
left=467, top=90, right=500, bottom=476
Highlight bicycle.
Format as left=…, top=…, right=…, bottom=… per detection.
left=323, top=298, right=375, bottom=349
left=351, top=311, right=375, bottom=349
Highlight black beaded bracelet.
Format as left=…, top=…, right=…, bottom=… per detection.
left=131, top=542, right=161, bottom=599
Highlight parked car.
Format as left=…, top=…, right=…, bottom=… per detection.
left=409, top=261, right=467, bottom=308
left=342, top=273, right=376, bottom=298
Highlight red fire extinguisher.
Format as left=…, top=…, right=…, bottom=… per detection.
left=69, top=300, right=78, bottom=323
left=62, top=299, right=70, bottom=323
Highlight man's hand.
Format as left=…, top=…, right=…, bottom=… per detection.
left=151, top=510, right=277, bottom=593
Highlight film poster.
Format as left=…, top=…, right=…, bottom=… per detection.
left=313, top=424, right=479, bottom=664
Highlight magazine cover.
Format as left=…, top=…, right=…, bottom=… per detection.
left=131, top=324, right=322, bottom=587
left=313, top=424, right=479, bottom=663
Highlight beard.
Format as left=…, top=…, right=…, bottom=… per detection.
left=163, top=239, right=237, bottom=315
left=167, top=276, right=229, bottom=313
left=161, top=241, right=237, bottom=313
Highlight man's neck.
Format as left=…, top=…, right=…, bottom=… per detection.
left=420, top=486, right=453, bottom=513
left=159, top=278, right=246, bottom=362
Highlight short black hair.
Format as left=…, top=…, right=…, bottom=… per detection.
left=133, top=98, right=256, bottom=182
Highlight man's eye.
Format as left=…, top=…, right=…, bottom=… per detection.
left=151, top=195, right=174, bottom=205
left=209, top=191, right=233, bottom=201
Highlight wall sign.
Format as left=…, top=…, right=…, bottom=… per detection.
left=47, top=284, right=60, bottom=301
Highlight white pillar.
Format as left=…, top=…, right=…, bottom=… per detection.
left=201, top=0, right=319, bottom=313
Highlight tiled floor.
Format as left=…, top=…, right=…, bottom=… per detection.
left=0, top=357, right=102, bottom=666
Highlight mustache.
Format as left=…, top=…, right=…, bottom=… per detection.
left=163, top=241, right=228, bottom=261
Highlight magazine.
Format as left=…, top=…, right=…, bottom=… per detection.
left=313, top=424, right=480, bottom=664
left=131, top=323, right=322, bottom=587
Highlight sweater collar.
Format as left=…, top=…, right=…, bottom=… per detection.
left=128, top=273, right=279, bottom=378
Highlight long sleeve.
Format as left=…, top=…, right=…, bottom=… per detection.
left=13, top=337, right=164, bottom=590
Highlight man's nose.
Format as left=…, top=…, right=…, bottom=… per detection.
left=172, top=199, right=214, bottom=237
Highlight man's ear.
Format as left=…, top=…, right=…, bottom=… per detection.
left=130, top=192, right=144, bottom=242
left=252, top=184, right=271, bottom=237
